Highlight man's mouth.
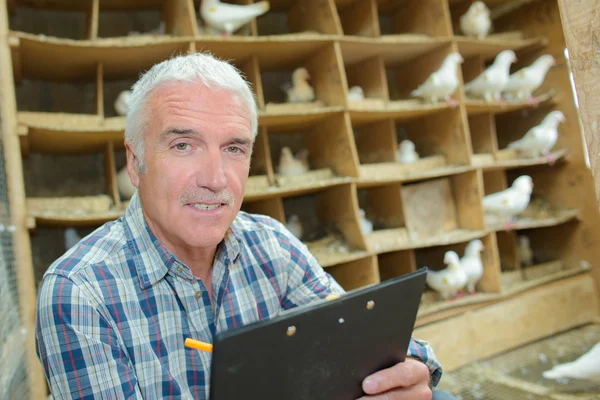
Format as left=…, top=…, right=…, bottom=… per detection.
left=189, top=203, right=224, bottom=211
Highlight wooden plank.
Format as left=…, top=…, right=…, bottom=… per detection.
left=240, top=56, right=265, bottom=110
left=414, top=274, right=600, bottom=372
left=8, top=35, right=21, bottom=84
left=162, top=0, right=196, bottom=36
left=451, top=170, right=485, bottom=230
left=85, top=0, right=99, bottom=40
left=556, top=1, right=600, bottom=209
left=17, top=124, right=29, bottom=159
left=288, top=0, right=342, bottom=35
left=326, top=255, right=380, bottom=291
left=354, top=119, right=396, bottom=164
left=377, top=249, right=415, bottom=281
left=103, top=141, right=121, bottom=210
left=96, top=63, right=104, bottom=117
left=0, top=3, right=48, bottom=399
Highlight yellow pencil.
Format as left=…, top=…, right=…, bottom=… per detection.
left=185, top=338, right=213, bottom=353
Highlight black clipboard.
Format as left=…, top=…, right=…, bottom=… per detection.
left=208, top=267, right=428, bottom=400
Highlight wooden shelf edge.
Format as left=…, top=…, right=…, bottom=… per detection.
left=466, top=92, right=556, bottom=116
left=480, top=149, right=568, bottom=171
left=487, top=208, right=580, bottom=232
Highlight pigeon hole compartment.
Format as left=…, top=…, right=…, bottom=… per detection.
left=241, top=197, right=285, bottom=224
left=261, top=43, right=346, bottom=112
left=377, top=249, right=416, bottom=283
left=335, top=0, right=380, bottom=38
left=267, top=113, right=358, bottom=189
left=15, top=76, right=99, bottom=115
left=355, top=109, right=469, bottom=183
left=246, top=128, right=273, bottom=195
left=400, top=170, right=486, bottom=245
left=468, top=113, right=497, bottom=166
left=415, top=233, right=501, bottom=307
left=494, top=103, right=569, bottom=164
left=8, top=3, right=90, bottom=39
left=254, top=0, right=342, bottom=36
left=386, top=42, right=462, bottom=106
left=376, top=0, right=452, bottom=38
left=97, top=0, right=196, bottom=39
left=103, top=76, right=136, bottom=118
left=326, top=255, right=381, bottom=291
left=281, top=184, right=368, bottom=267
left=356, top=184, right=409, bottom=253
left=343, top=55, right=388, bottom=110
left=23, top=142, right=122, bottom=227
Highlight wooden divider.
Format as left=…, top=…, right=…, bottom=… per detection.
left=103, top=141, right=121, bottom=209
left=95, top=63, right=104, bottom=117
left=337, top=0, right=380, bottom=37
left=242, top=197, right=286, bottom=224
left=163, top=0, right=196, bottom=36
left=85, top=0, right=99, bottom=40
left=326, top=255, right=380, bottom=290
left=377, top=0, right=452, bottom=37
left=354, top=119, right=396, bottom=164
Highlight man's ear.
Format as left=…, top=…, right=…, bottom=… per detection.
left=124, top=141, right=141, bottom=189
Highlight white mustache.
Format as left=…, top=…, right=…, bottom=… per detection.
left=180, top=190, right=235, bottom=207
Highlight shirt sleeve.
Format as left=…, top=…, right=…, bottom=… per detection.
left=35, top=273, right=144, bottom=399
left=408, top=337, right=444, bottom=388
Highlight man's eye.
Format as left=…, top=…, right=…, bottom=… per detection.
left=228, top=146, right=240, bottom=153
left=175, top=143, right=189, bottom=151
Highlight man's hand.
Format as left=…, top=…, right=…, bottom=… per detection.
left=356, top=357, right=432, bottom=400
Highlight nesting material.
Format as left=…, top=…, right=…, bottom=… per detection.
left=359, top=155, right=447, bottom=182
left=486, top=198, right=579, bottom=230
left=264, top=100, right=326, bottom=113
left=27, top=195, right=113, bottom=215
left=275, top=167, right=334, bottom=188
left=366, top=227, right=410, bottom=253
left=523, top=260, right=563, bottom=280
left=401, top=178, right=457, bottom=240
left=501, top=269, right=523, bottom=286
left=305, top=234, right=366, bottom=268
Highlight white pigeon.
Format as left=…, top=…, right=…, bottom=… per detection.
left=200, top=0, right=270, bottom=36
left=397, top=139, right=420, bottom=164
left=507, top=110, right=565, bottom=162
left=460, top=240, right=485, bottom=294
left=503, top=55, right=556, bottom=104
left=411, top=52, right=464, bottom=106
left=114, top=90, right=132, bottom=116
left=483, top=175, right=534, bottom=230
left=286, top=215, right=303, bottom=240
left=359, top=208, right=373, bottom=235
left=64, top=228, right=81, bottom=251
left=464, top=50, right=517, bottom=103
left=348, top=86, right=365, bottom=101
left=426, top=251, right=468, bottom=301
left=117, top=166, right=136, bottom=199
left=459, top=1, right=492, bottom=40
left=284, top=67, right=315, bottom=103
left=518, top=235, right=533, bottom=267
left=542, top=342, right=600, bottom=382
left=277, top=147, right=309, bottom=176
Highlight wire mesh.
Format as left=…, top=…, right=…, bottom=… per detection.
left=436, top=324, right=600, bottom=400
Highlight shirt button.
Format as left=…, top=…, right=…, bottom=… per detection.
left=177, top=266, right=183, bottom=273
left=195, top=290, right=202, bottom=299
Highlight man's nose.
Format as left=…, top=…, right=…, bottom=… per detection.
left=195, top=149, right=227, bottom=191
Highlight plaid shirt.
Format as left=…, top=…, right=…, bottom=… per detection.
left=35, top=192, right=443, bottom=399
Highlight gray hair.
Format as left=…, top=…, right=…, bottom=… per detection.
left=124, top=52, right=259, bottom=172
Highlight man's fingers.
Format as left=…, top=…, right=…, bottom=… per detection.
left=362, top=359, right=430, bottom=394
left=355, top=382, right=432, bottom=400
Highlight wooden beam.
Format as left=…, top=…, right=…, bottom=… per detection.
left=556, top=2, right=600, bottom=209
left=0, top=1, right=48, bottom=398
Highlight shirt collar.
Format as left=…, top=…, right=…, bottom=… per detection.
left=123, top=191, right=242, bottom=289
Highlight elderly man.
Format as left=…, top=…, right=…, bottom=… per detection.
left=35, top=53, right=445, bottom=399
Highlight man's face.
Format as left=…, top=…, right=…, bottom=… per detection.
left=126, top=81, right=253, bottom=254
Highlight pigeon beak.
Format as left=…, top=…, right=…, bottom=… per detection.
left=560, top=114, right=566, bottom=122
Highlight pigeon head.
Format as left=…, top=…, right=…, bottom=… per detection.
left=470, top=1, right=490, bottom=16
left=443, top=251, right=461, bottom=267
left=519, top=235, right=530, bottom=247
left=292, top=67, right=310, bottom=83
left=544, top=110, right=566, bottom=125
left=358, top=208, right=366, bottom=218
left=444, top=52, right=465, bottom=67
left=280, top=146, right=295, bottom=162
left=349, top=86, right=364, bottom=96
left=288, top=214, right=300, bottom=223
left=512, top=175, right=534, bottom=194
left=533, top=54, right=556, bottom=70
left=466, top=239, right=485, bottom=255
left=495, top=50, right=518, bottom=66
left=399, top=139, right=415, bottom=152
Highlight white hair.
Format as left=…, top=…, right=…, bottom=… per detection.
left=124, top=52, right=259, bottom=172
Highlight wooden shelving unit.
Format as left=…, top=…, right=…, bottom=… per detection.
left=2, top=0, right=600, bottom=398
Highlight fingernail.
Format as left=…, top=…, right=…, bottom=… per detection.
left=363, top=377, right=377, bottom=392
